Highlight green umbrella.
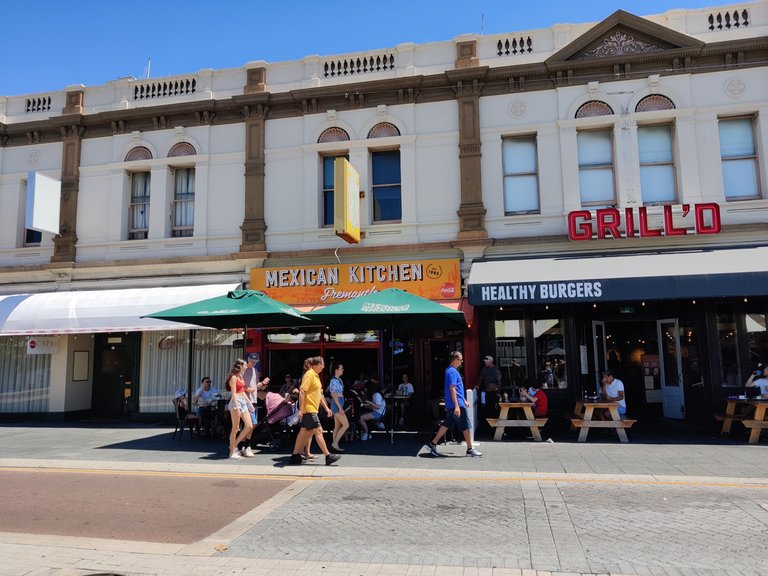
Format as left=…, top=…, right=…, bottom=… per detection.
left=308, top=288, right=467, bottom=442
left=145, top=289, right=313, bottom=330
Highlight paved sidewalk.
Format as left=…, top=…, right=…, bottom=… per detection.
left=2, top=423, right=767, bottom=576
left=1, top=422, right=767, bottom=480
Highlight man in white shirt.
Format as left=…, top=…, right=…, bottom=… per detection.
left=601, top=370, right=627, bottom=418
left=746, top=364, right=768, bottom=395
left=395, top=373, right=415, bottom=426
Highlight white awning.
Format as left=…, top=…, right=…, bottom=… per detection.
left=467, top=246, right=768, bottom=305
left=0, top=284, right=240, bottom=336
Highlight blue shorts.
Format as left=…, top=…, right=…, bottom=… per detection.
left=372, top=410, right=385, bottom=420
left=228, top=397, right=250, bottom=414
left=443, top=406, right=470, bottom=431
left=617, top=405, right=626, bottom=416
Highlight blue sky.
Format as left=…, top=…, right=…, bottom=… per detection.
left=2, top=0, right=725, bottom=97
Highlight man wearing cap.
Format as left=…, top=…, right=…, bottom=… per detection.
left=241, top=353, right=269, bottom=454
left=478, top=355, right=503, bottom=427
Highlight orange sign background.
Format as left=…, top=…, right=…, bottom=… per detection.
left=251, top=259, right=461, bottom=305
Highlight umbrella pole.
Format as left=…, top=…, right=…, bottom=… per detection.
left=242, top=323, right=248, bottom=360
left=390, top=322, right=395, bottom=444
left=187, top=329, right=195, bottom=407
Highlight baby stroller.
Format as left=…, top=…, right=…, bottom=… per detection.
left=251, top=391, right=297, bottom=450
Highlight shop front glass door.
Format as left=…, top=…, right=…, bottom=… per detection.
left=591, top=321, right=608, bottom=394
left=657, top=318, right=685, bottom=419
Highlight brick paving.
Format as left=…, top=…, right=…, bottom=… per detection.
left=0, top=423, right=767, bottom=576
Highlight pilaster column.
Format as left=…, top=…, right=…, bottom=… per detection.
left=52, top=121, right=84, bottom=263
left=449, top=67, right=489, bottom=241
left=240, top=103, right=269, bottom=252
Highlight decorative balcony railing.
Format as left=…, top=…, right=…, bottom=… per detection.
left=496, top=36, right=533, bottom=56
left=708, top=9, right=749, bottom=30
left=323, top=53, right=396, bottom=78
left=26, top=96, right=52, bottom=113
left=133, top=77, right=197, bottom=100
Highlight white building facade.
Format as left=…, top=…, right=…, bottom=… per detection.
left=0, top=2, right=766, bottom=422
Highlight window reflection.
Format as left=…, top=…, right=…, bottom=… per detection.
left=717, top=310, right=739, bottom=387
left=534, top=319, right=566, bottom=389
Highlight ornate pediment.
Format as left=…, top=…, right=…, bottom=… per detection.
left=546, top=10, right=704, bottom=67
left=577, top=29, right=666, bottom=60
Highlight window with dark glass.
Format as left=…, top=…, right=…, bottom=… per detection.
left=371, top=149, right=401, bottom=222
left=322, top=154, right=348, bottom=227
left=128, top=171, right=150, bottom=240
left=171, top=167, right=195, bottom=237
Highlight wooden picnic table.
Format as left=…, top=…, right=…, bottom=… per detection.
left=570, top=401, right=635, bottom=443
left=487, top=401, right=547, bottom=442
left=741, top=399, right=768, bottom=444
left=718, top=397, right=753, bottom=435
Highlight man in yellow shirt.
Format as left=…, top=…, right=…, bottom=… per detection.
left=290, top=356, right=341, bottom=466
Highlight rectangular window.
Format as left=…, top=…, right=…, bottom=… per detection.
left=502, top=136, right=539, bottom=214
left=717, top=308, right=739, bottom=387
left=128, top=172, right=150, bottom=240
left=171, top=168, right=195, bottom=237
left=578, top=130, right=615, bottom=206
left=639, top=124, right=676, bottom=204
left=719, top=117, right=759, bottom=200
left=371, top=149, right=401, bottom=222
left=494, top=319, right=527, bottom=387
left=322, top=155, right=348, bottom=227
left=746, top=311, right=767, bottom=368
left=534, top=319, right=567, bottom=389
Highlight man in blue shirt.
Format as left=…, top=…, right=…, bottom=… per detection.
left=427, top=351, right=483, bottom=457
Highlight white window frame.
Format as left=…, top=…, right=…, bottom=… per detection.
left=128, top=171, right=150, bottom=240
left=577, top=128, right=616, bottom=207
left=638, top=123, right=677, bottom=205
left=718, top=116, right=760, bottom=201
left=171, top=166, right=195, bottom=238
left=502, top=135, right=540, bottom=215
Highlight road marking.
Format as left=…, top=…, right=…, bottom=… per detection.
left=1, top=467, right=766, bottom=490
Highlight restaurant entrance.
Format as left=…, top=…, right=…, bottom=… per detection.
left=591, top=315, right=701, bottom=420
left=93, top=333, right=139, bottom=418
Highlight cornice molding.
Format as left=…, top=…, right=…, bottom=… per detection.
left=0, top=37, right=764, bottom=148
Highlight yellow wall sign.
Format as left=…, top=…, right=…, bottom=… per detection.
left=334, top=158, right=360, bottom=244
left=251, top=259, right=461, bottom=305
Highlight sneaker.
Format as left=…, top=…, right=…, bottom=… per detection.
left=466, top=448, right=483, bottom=458
left=242, top=447, right=255, bottom=458
left=426, top=441, right=440, bottom=457
left=360, top=432, right=370, bottom=441
left=325, top=453, right=341, bottom=466
left=376, top=422, right=386, bottom=430
left=230, top=450, right=242, bottom=460
left=288, top=453, right=303, bottom=465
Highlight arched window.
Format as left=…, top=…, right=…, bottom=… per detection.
left=124, top=146, right=152, bottom=162
left=368, top=122, right=400, bottom=139
left=168, top=142, right=197, bottom=157
left=575, top=101, right=614, bottom=119
left=635, top=94, right=675, bottom=113
left=318, top=127, right=350, bottom=143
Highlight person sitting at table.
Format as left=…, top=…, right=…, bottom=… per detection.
left=518, top=380, right=548, bottom=417
left=358, top=382, right=386, bottom=441
left=745, top=364, right=768, bottom=395
left=600, top=370, right=626, bottom=418
left=193, top=376, right=219, bottom=413
left=280, top=373, right=299, bottom=402
left=395, top=373, right=415, bottom=426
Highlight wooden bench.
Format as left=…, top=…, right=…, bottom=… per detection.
left=742, top=402, right=768, bottom=444
left=488, top=402, right=547, bottom=441
left=719, top=399, right=755, bottom=434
